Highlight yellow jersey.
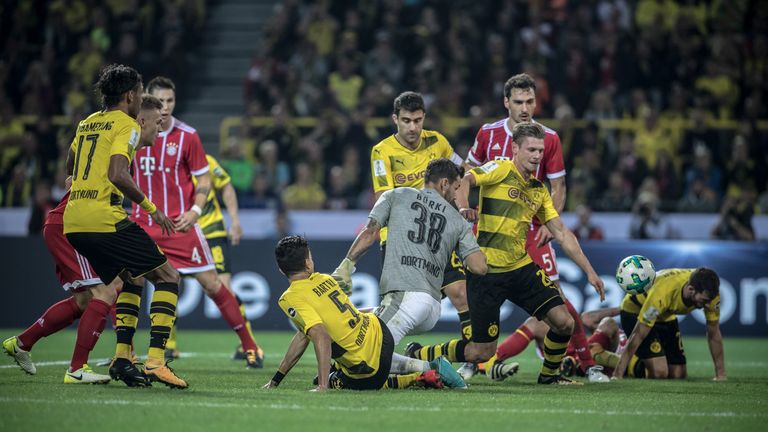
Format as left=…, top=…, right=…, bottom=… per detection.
left=370, top=129, right=459, bottom=242
left=195, top=155, right=231, bottom=239
left=620, top=268, right=721, bottom=327
left=471, top=160, right=559, bottom=273
left=64, top=110, right=141, bottom=233
left=279, top=273, right=384, bottom=379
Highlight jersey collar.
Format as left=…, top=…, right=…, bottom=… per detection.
left=158, top=117, right=177, bottom=138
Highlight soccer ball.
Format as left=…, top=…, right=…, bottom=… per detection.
left=615, top=255, right=656, bottom=295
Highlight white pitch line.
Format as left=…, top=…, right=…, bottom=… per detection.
left=0, top=352, right=284, bottom=369
left=0, top=396, right=763, bottom=419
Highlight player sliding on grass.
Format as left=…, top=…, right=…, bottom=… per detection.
left=264, top=236, right=447, bottom=391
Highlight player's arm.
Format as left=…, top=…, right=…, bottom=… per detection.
left=306, top=323, right=333, bottom=392
left=345, top=217, right=381, bottom=264
left=263, top=331, right=311, bottom=389
left=175, top=171, right=211, bottom=232
left=66, top=148, right=75, bottom=176
left=457, top=172, right=478, bottom=222
left=706, top=320, right=727, bottom=381
left=221, top=183, right=243, bottom=245
left=545, top=217, right=605, bottom=301
left=613, top=319, right=651, bottom=379
left=535, top=176, right=566, bottom=247
left=581, top=307, right=620, bottom=332
left=108, top=154, right=174, bottom=235
left=371, top=149, right=393, bottom=201
left=463, top=251, right=487, bottom=275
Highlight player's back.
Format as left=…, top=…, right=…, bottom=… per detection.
left=375, top=187, right=473, bottom=300
left=64, top=110, right=141, bottom=234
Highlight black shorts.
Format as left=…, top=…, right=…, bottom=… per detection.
left=620, top=311, right=686, bottom=365
left=467, top=262, right=563, bottom=343
left=380, top=244, right=466, bottom=292
left=330, top=316, right=394, bottom=390
left=66, top=220, right=168, bottom=284
left=207, top=236, right=231, bottom=274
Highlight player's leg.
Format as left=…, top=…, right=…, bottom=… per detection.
left=660, top=319, right=687, bottom=379
left=113, top=277, right=143, bottom=361
left=587, top=317, right=622, bottom=373
left=495, top=317, right=545, bottom=362
left=620, top=310, right=667, bottom=379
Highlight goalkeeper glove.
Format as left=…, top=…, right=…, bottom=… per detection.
left=331, top=258, right=356, bottom=295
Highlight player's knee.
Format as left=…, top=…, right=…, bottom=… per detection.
left=72, top=291, right=92, bottom=311
left=552, top=315, right=574, bottom=336
left=91, top=284, right=118, bottom=304
left=647, top=367, right=669, bottom=379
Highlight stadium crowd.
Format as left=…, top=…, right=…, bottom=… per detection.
left=1, top=0, right=766, bottom=240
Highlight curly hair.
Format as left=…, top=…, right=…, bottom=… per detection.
left=95, top=64, right=142, bottom=109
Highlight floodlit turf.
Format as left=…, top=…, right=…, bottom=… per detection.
left=1, top=330, right=766, bottom=432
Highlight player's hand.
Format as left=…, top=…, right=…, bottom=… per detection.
left=535, top=225, right=554, bottom=247
left=151, top=210, right=176, bottom=236
left=173, top=210, right=199, bottom=232
left=331, top=258, right=356, bottom=295
left=229, top=220, right=243, bottom=246
left=588, top=271, right=605, bottom=302
left=459, top=208, right=477, bottom=223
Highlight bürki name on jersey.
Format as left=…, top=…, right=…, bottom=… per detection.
left=415, top=190, right=448, bottom=213
left=78, top=121, right=113, bottom=133
left=400, top=255, right=441, bottom=277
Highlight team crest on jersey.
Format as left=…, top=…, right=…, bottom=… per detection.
left=166, top=142, right=178, bottom=156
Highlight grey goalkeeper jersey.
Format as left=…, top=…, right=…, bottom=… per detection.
left=369, top=187, right=480, bottom=301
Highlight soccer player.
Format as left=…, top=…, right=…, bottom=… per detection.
left=613, top=268, right=725, bottom=380
left=127, top=76, right=263, bottom=368
left=463, top=73, right=607, bottom=382
left=406, top=123, right=605, bottom=385
left=3, top=95, right=165, bottom=384
left=264, top=236, right=446, bottom=391
left=62, top=64, right=185, bottom=388
left=370, top=92, right=476, bottom=373
left=333, top=158, right=498, bottom=387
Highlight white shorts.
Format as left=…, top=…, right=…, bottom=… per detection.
left=374, top=291, right=441, bottom=344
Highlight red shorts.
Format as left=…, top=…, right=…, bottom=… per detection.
left=43, top=223, right=102, bottom=292
left=141, top=222, right=215, bottom=274
left=525, top=225, right=559, bottom=280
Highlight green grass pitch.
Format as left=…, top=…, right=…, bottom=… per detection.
left=1, top=330, right=766, bottom=432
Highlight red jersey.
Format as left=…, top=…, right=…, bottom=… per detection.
left=132, top=117, right=209, bottom=225
left=466, top=118, right=565, bottom=183
left=45, top=192, right=70, bottom=226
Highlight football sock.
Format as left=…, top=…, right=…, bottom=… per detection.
left=70, top=299, right=110, bottom=371
left=564, top=299, right=596, bottom=371
left=385, top=372, right=423, bottom=389
left=236, top=294, right=257, bottom=346
left=390, top=352, right=430, bottom=374
left=479, top=354, right=497, bottom=371
left=18, top=297, right=82, bottom=350
left=114, top=282, right=142, bottom=359
left=147, top=282, right=178, bottom=366
left=496, top=326, right=534, bottom=361
left=592, top=348, right=620, bottom=370
left=540, top=330, right=570, bottom=377
left=165, top=324, right=178, bottom=350
left=210, top=285, right=257, bottom=351
left=457, top=309, right=472, bottom=340
left=413, top=339, right=468, bottom=362
left=627, top=355, right=646, bottom=378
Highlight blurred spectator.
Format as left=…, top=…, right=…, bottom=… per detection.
left=677, top=177, right=718, bottom=213
left=27, top=180, right=57, bottom=235
left=724, top=134, right=759, bottom=196
left=282, top=162, right=326, bottom=210
left=571, top=205, right=604, bottom=240
left=629, top=191, right=677, bottom=239
left=328, top=58, right=363, bottom=113
left=325, top=165, right=356, bottom=210
left=240, top=171, right=280, bottom=210
left=219, top=137, right=254, bottom=195
left=711, top=189, right=756, bottom=241
left=255, top=140, right=291, bottom=192
left=652, top=149, right=680, bottom=210
left=615, top=133, right=648, bottom=192
left=684, top=145, right=723, bottom=198
left=594, top=170, right=633, bottom=212
left=2, top=164, right=32, bottom=207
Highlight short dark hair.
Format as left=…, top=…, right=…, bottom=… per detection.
left=141, top=94, right=163, bottom=111
left=424, top=158, right=464, bottom=185
left=689, top=268, right=720, bottom=298
left=512, top=122, right=545, bottom=144
left=504, top=73, right=536, bottom=99
left=95, top=64, right=142, bottom=109
left=146, top=76, right=176, bottom=94
left=393, top=91, right=425, bottom=116
left=275, top=235, right=310, bottom=276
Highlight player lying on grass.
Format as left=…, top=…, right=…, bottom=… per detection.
left=613, top=267, right=725, bottom=381
left=264, top=236, right=451, bottom=391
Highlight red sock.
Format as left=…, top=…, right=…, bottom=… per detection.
left=564, top=299, right=596, bottom=371
left=18, top=297, right=82, bottom=350
left=210, top=286, right=257, bottom=351
left=496, top=325, right=534, bottom=361
left=70, top=299, right=111, bottom=371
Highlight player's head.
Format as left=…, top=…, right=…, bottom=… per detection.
left=511, top=122, right=545, bottom=174
left=146, top=76, right=176, bottom=127
left=685, top=268, right=720, bottom=308
left=95, top=64, right=143, bottom=117
left=275, top=235, right=314, bottom=278
left=392, top=91, right=425, bottom=147
left=503, top=73, right=536, bottom=125
left=424, top=158, right=464, bottom=202
left=137, top=94, right=163, bottom=147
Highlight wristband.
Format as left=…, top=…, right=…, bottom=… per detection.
left=139, top=197, right=157, bottom=214
left=272, top=371, right=286, bottom=385
left=190, top=204, right=202, bottom=216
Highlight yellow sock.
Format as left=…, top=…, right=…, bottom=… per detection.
left=147, top=282, right=179, bottom=366
left=384, top=372, right=423, bottom=389
left=457, top=309, right=472, bottom=340
left=240, top=302, right=257, bottom=346
left=114, top=283, right=142, bottom=359
left=165, top=324, right=178, bottom=350
left=540, top=330, right=570, bottom=377
left=480, top=354, right=497, bottom=371
left=593, top=349, right=620, bottom=369
left=415, top=339, right=467, bottom=362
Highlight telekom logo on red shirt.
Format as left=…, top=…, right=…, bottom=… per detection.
left=139, top=156, right=156, bottom=176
